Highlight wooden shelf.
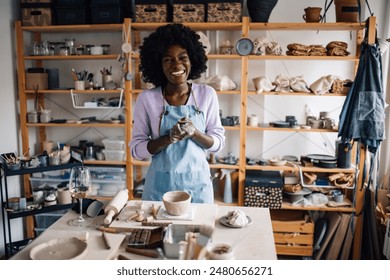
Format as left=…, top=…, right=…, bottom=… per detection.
left=24, top=55, right=118, bottom=60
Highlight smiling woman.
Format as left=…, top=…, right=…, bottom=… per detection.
left=130, top=23, right=225, bottom=204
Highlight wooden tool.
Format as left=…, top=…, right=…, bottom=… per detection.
left=104, top=189, right=128, bottom=225
left=125, top=247, right=159, bottom=258
left=102, top=232, right=111, bottom=250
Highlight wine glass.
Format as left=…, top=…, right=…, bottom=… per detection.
left=68, top=166, right=92, bottom=226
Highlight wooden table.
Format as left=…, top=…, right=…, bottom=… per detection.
left=11, top=201, right=277, bottom=260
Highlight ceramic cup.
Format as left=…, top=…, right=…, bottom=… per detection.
left=206, top=244, right=235, bottom=260
left=74, top=80, right=85, bottom=90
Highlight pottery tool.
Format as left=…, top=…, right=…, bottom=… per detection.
left=103, top=189, right=128, bottom=225
left=102, top=232, right=111, bottom=250
left=125, top=247, right=159, bottom=258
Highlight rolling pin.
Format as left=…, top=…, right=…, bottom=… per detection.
left=104, top=189, right=128, bottom=225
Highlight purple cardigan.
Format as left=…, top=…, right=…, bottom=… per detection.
left=130, top=83, right=225, bottom=160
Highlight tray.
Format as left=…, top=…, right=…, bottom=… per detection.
left=30, top=237, right=87, bottom=260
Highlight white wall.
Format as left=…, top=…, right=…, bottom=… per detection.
left=0, top=0, right=21, bottom=258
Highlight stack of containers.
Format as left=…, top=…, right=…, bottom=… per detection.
left=102, top=137, right=126, bottom=162
left=88, top=166, right=126, bottom=197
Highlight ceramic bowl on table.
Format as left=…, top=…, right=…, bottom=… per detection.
left=162, top=191, right=191, bottom=216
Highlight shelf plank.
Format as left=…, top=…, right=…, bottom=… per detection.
left=249, top=22, right=365, bottom=31
left=21, top=24, right=122, bottom=33
left=27, top=123, right=125, bottom=128
left=248, top=55, right=359, bottom=61
left=247, top=91, right=347, bottom=97
left=246, top=126, right=338, bottom=133
left=24, top=54, right=118, bottom=60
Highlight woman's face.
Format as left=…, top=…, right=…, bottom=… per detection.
left=162, top=44, right=191, bottom=86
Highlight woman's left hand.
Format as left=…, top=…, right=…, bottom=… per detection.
left=178, top=117, right=196, bottom=138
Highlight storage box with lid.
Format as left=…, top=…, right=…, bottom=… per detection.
left=244, top=170, right=283, bottom=209
left=134, top=0, right=170, bottom=23
left=88, top=166, right=126, bottom=197
left=55, top=0, right=88, bottom=25
left=102, top=137, right=125, bottom=150
left=172, top=0, right=205, bottom=23
left=207, top=0, right=242, bottom=23
left=90, top=0, right=125, bottom=24
left=21, top=0, right=53, bottom=26
left=271, top=210, right=314, bottom=256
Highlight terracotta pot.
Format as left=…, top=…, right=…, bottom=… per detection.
left=247, top=0, right=278, bottom=22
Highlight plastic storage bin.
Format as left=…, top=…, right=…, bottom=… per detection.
left=34, top=209, right=68, bottom=228
left=102, top=150, right=125, bottom=161
left=102, top=138, right=125, bottom=150
left=29, top=177, right=68, bottom=190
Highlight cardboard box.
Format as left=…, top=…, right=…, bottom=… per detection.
left=134, top=0, right=169, bottom=23
left=25, top=73, right=48, bottom=90
left=271, top=210, right=314, bottom=256
left=207, top=0, right=242, bottom=22
left=172, top=0, right=205, bottom=23
left=244, top=170, right=283, bottom=209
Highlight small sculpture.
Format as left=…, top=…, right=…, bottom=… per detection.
left=252, top=76, right=275, bottom=93
left=251, top=37, right=270, bottom=55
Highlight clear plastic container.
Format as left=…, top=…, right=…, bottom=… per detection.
left=102, top=138, right=125, bottom=150
left=102, top=150, right=125, bottom=161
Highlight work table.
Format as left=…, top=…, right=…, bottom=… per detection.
left=11, top=201, right=277, bottom=260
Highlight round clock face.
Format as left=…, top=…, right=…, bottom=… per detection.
left=235, top=38, right=254, bottom=56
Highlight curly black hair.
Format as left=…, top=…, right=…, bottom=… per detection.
left=139, top=23, right=208, bottom=88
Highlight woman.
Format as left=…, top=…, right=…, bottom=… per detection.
left=130, top=23, right=225, bottom=204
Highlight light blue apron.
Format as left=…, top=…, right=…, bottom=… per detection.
left=142, top=88, right=213, bottom=203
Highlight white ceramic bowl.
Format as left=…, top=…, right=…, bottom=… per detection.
left=162, top=191, right=191, bottom=216
left=90, top=46, right=103, bottom=55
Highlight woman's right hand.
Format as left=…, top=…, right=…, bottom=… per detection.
left=169, top=123, right=184, bottom=143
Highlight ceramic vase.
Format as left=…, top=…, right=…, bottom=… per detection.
left=247, top=0, right=278, bottom=22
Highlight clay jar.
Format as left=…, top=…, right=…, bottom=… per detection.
left=303, top=7, right=322, bottom=22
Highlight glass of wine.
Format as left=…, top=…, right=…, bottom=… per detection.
left=68, top=166, right=92, bottom=226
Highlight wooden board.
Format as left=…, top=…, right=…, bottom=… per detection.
left=313, top=212, right=342, bottom=260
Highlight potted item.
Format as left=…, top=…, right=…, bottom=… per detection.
left=246, top=0, right=278, bottom=22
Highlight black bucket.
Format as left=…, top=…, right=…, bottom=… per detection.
left=336, top=140, right=352, bottom=168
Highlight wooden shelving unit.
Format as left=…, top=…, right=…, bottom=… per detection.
left=13, top=16, right=376, bottom=259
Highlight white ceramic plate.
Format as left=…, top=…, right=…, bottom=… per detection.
left=30, top=237, right=87, bottom=260
left=219, top=215, right=253, bottom=228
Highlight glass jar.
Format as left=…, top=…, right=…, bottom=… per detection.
left=59, top=46, right=70, bottom=56
left=85, top=44, right=94, bottom=55
left=65, top=38, right=75, bottom=55
left=101, top=44, right=110, bottom=55
left=31, top=41, right=41, bottom=56
left=76, top=46, right=85, bottom=55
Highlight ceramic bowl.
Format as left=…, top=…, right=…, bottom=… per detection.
left=162, top=191, right=191, bottom=216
